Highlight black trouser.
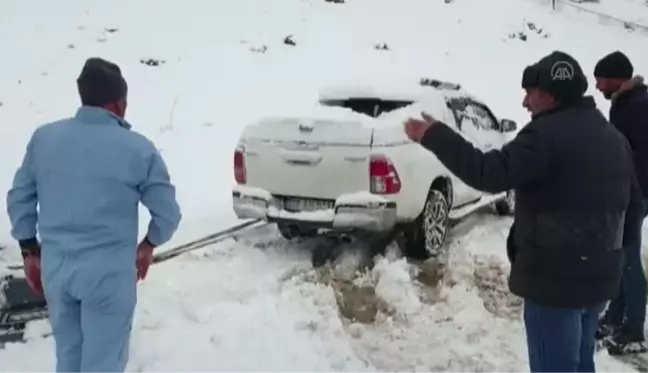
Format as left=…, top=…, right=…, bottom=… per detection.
left=602, top=200, right=648, bottom=340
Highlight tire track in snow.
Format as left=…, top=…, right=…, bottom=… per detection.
left=218, top=212, right=524, bottom=371
left=310, top=212, right=631, bottom=372
left=320, top=213, right=530, bottom=372
left=0, top=218, right=636, bottom=371
left=128, top=227, right=375, bottom=372
left=125, top=214, right=631, bottom=373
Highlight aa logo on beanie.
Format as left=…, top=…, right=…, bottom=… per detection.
left=551, top=61, right=575, bottom=81
left=521, top=51, right=587, bottom=103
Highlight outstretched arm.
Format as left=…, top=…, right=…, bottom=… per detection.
left=419, top=121, right=550, bottom=193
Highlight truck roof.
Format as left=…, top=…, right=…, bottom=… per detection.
left=318, top=77, right=469, bottom=103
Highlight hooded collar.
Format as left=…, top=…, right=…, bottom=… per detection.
left=74, top=106, right=132, bottom=130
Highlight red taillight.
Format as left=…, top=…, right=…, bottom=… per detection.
left=370, top=154, right=401, bottom=194
left=234, top=147, right=246, bottom=184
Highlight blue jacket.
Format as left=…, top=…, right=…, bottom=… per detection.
left=6, top=106, right=182, bottom=271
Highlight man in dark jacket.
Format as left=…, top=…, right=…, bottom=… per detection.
left=593, top=51, right=648, bottom=355
left=404, top=51, right=642, bottom=372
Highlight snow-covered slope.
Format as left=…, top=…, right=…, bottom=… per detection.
left=0, top=0, right=647, bottom=371
left=549, top=0, right=648, bottom=30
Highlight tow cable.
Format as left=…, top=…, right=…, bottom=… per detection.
left=0, top=219, right=268, bottom=345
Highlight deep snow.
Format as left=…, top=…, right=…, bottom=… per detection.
left=1, top=0, right=647, bottom=371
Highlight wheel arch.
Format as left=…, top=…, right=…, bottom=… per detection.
left=410, top=175, right=453, bottom=221
left=430, top=176, right=453, bottom=208
left=400, top=175, right=453, bottom=261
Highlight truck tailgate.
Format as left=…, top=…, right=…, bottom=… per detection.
left=241, top=117, right=373, bottom=202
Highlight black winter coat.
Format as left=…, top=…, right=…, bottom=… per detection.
left=610, top=76, right=648, bottom=199
left=420, top=96, right=642, bottom=308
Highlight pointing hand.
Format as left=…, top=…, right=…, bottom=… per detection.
left=404, top=112, right=438, bottom=143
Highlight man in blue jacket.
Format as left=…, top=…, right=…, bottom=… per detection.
left=594, top=51, right=648, bottom=356
left=6, top=57, right=182, bottom=372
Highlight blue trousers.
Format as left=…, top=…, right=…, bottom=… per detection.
left=602, top=204, right=647, bottom=338
left=43, top=261, right=137, bottom=372
left=524, top=299, right=606, bottom=372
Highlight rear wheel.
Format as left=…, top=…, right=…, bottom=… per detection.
left=495, top=190, right=515, bottom=216
left=402, top=189, right=450, bottom=260
left=277, top=223, right=294, bottom=240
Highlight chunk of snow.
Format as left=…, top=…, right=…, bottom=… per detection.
left=257, top=104, right=374, bottom=126
left=318, top=75, right=467, bottom=103
left=336, top=191, right=390, bottom=206
left=376, top=101, right=454, bottom=128
left=22, top=319, right=52, bottom=341
left=267, top=206, right=335, bottom=222
left=372, top=258, right=423, bottom=318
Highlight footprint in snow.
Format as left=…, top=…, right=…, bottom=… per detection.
left=472, top=255, right=522, bottom=320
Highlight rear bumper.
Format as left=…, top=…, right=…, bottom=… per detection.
left=232, top=185, right=397, bottom=232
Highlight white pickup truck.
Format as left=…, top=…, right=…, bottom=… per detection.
left=231, top=78, right=518, bottom=262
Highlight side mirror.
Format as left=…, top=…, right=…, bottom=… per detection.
left=500, top=118, right=517, bottom=132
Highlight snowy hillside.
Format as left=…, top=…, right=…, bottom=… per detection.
left=1, top=0, right=647, bottom=371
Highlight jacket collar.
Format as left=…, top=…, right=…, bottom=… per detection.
left=74, top=106, right=132, bottom=130
left=611, top=75, right=646, bottom=105
left=531, top=96, right=596, bottom=120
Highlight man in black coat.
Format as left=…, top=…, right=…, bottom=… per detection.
left=594, top=51, right=648, bottom=355
left=404, top=51, right=642, bottom=372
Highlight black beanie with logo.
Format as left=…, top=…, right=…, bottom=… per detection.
left=521, top=51, right=588, bottom=104
left=594, top=51, right=634, bottom=80
left=77, top=57, right=128, bottom=106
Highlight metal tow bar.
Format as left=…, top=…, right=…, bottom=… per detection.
left=0, top=218, right=269, bottom=345
left=152, top=219, right=268, bottom=263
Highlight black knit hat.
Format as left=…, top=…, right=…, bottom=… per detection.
left=521, top=51, right=588, bottom=104
left=594, top=51, right=633, bottom=79
left=77, top=57, right=128, bottom=106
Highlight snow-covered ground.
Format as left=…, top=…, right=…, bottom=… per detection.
left=1, top=0, right=648, bottom=371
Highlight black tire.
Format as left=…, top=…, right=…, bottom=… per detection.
left=495, top=190, right=515, bottom=216
left=277, top=223, right=294, bottom=240
left=402, top=190, right=451, bottom=260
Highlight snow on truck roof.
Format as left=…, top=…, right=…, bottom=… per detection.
left=252, top=78, right=475, bottom=129
left=318, top=77, right=469, bottom=102
left=257, top=104, right=375, bottom=125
